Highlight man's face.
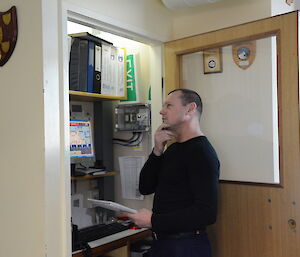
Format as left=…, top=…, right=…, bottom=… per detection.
left=159, top=91, right=189, bottom=129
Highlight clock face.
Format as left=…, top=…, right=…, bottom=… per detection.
left=203, top=48, right=222, bottom=74
left=237, top=47, right=250, bottom=60
left=208, top=59, right=216, bottom=69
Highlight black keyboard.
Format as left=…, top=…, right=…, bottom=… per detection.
left=73, top=221, right=133, bottom=250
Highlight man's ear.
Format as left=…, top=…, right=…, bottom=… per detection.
left=187, top=102, right=197, bottom=114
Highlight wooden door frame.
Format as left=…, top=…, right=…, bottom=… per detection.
left=164, top=11, right=300, bottom=257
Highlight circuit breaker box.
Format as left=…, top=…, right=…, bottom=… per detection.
left=115, top=103, right=151, bottom=132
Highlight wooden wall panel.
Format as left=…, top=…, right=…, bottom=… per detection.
left=164, top=12, right=300, bottom=257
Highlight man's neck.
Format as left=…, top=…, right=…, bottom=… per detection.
left=175, top=120, right=204, bottom=143
left=176, top=130, right=204, bottom=142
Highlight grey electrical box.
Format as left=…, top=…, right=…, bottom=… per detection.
left=115, top=103, right=151, bottom=132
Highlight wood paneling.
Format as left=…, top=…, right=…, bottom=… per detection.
left=165, top=12, right=300, bottom=257
left=105, top=245, right=128, bottom=257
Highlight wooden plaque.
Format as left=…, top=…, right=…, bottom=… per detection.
left=232, top=41, right=256, bottom=70
left=0, top=6, right=18, bottom=66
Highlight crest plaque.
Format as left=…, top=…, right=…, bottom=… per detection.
left=0, top=6, right=18, bottom=66
left=232, top=41, right=256, bottom=70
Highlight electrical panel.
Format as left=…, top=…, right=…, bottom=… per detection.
left=115, top=103, right=151, bottom=132
left=69, top=101, right=93, bottom=121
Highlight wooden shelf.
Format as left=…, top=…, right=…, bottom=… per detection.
left=71, top=171, right=116, bottom=181
left=69, top=90, right=127, bottom=102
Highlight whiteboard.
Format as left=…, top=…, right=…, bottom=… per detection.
left=181, top=36, right=279, bottom=184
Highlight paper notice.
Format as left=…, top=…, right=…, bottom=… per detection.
left=118, top=156, right=145, bottom=200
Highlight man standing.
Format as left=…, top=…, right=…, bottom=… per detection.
left=126, top=89, right=220, bottom=257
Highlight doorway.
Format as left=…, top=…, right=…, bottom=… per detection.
left=164, top=11, right=300, bottom=257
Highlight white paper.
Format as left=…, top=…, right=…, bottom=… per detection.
left=119, top=156, right=145, bottom=200
left=117, top=48, right=125, bottom=96
left=95, top=45, right=102, bottom=72
left=87, top=199, right=137, bottom=213
left=101, top=44, right=114, bottom=95
left=110, top=46, right=118, bottom=96
left=71, top=194, right=93, bottom=228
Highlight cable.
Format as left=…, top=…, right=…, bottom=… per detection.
left=113, top=132, right=144, bottom=147
left=112, top=132, right=139, bottom=143
left=113, top=132, right=141, bottom=144
left=130, top=132, right=144, bottom=146
left=113, top=135, right=140, bottom=146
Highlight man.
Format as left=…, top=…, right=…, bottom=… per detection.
left=125, top=89, right=220, bottom=257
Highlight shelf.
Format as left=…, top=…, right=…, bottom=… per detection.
left=71, top=171, right=116, bottom=181
left=69, top=90, right=127, bottom=102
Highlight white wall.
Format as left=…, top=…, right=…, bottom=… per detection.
left=170, top=0, right=272, bottom=39
left=0, top=1, right=45, bottom=257
left=0, top=1, right=68, bottom=257
left=113, top=43, right=153, bottom=211
left=111, top=39, right=163, bottom=212
left=169, top=0, right=298, bottom=40
left=65, top=0, right=295, bottom=42
left=271, top=0, right=296, bottom=16
left=65, top=0, right=173, bottom=42
left=112, top=43, right=163, bottom=212
left=64, top=0, right=298, bottom=42
left=182, top=36, right=279, bottom=183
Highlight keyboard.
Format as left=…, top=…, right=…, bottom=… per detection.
left=73, top=168, right=105, bottom=176
left=73, top=222, right=133, bottom=250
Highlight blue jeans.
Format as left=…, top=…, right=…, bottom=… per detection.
left=149, top=233, right=212, bottom=257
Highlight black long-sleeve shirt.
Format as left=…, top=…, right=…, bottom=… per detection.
left=139, top=136, right=220, bottom=234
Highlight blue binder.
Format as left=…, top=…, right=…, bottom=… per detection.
left=87, top=40, right=95, bottom=93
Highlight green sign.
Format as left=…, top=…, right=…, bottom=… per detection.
left=122, top=54, right=138, bottom=102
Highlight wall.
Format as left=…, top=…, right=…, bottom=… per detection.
left=65, top=0, right=173, bottom=42
left=0, top=1, right=44, bottom=257
left=112, top=42, right=154, bottom=210
left=181, top=36, right=279, bottom=183
left=64, top=0, right=298, bottom=43
left=271, top=0, right=296, bottom=15
left=169, top=0, right=298, bottom=40
left=0, top=1, right=67, bottom=257
left=170, top=0, right=272, bottom=40
left=106, top=36, right=163, bottom=211
left=65, top=0, right=295, bottom=43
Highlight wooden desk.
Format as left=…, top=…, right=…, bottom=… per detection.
left=72, top=228, right=152, bottom=257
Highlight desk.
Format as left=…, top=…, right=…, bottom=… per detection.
left=72, top=228, right=152, bottom=257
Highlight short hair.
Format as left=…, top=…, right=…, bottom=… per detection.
left=168, top=89, right=203, bottom=117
